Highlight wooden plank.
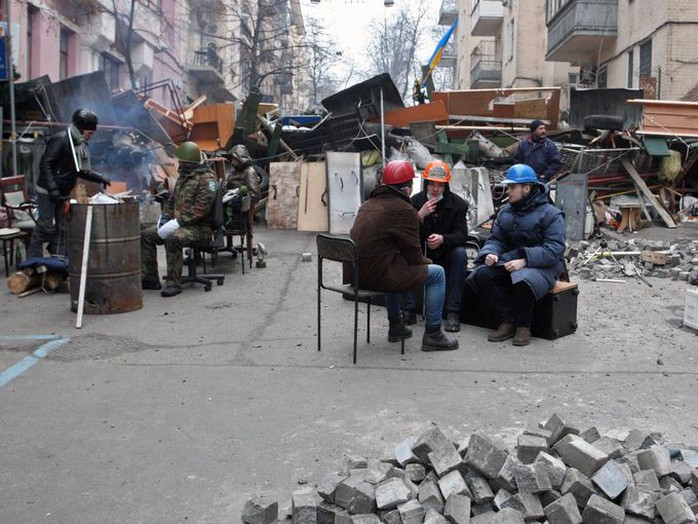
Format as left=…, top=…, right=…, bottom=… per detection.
left=297, top=162, right=328, bottom=232
left=621, top=157, right=676, bottom=228
left=373, top=101, right=449, bottom=127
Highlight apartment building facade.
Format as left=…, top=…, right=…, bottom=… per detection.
left=545, top=0, right=698, bottom=100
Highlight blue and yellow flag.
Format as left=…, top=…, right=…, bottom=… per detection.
left=422, top=16, right=459, bottom=88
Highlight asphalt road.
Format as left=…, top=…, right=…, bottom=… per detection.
left=1, top=228, right=697, bottom=524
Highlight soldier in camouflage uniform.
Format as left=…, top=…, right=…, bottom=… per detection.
left=141, top=141, right=218, bottom=297
left=225, top=144, right=261, bottom=205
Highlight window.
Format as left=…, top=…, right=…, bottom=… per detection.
left=627, top=49, right=634, bottom=87
left=597, top=65, right=607, bottom=88
left=59, top=29, right=71, bottom=80
left=639, top=39, right=652, bottom=77
left=27, top=6, right=39, bottom=79
left=99, top=53, right=121, bottom=90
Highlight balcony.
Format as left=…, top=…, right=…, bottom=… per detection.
left=546, top=0, right=618, bottom=63
left=439, top=0, right=458, bottom=26
left=187, top=48, right=225, bottom=84
left=470, top=41, right=501, bottom=88
left=471, top=0, right=503, bottom=37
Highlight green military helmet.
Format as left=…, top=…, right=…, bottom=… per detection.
left=175, top=141, right=202, bottom=164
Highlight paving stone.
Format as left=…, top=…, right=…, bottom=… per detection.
left=656, top=492, right=697, bottom=524
left=438, top=470, right=472, bottom=501
left=616, top=454, right=640, bottom=475
left=543, top=492, right=582, bottom=524
left=397, top=499, right=426, bottom=524
left=424, top=507, right=451, bottom=524
left=593, top=438, right=625, bottom=460
left=379, top=509, right=402, bottom=524
left=554, top=435, right=609, bottom=478
left=502, top=494, right=544, bottom=521
left=429, top=444, right=464, bottom=477
left=405, top=464, right=427, bottom=483
left=350, top=514, right=381, bottom=524
left=402, top=477, right=419, bottom=499
left=375, top=478, right=412, bottom=511
left=496, top=508, right=526, bottom=524
left=535, top=452, right=569, bottom=490
left=679, top=449, right=698, bottom=468
left=615, top=463, right=634, bottom=488
left=458, top=436, right=471, bottom=458
left=633, top=470, right=660, bottom=492
left=242, top=495, right=279, bottom=524
left=669, top=461, right=694, bottom=485
left=336, top=476, right=368, bottom=510
left=591, top=460, right=630, bottom=500
left=396, top=437, right=420, bottom=467
left=581, top=494, right=624, bottom=524
left=471, top=502, right=495, bottom=516
left=494, top=489, right=515, bottom=511
left=471, top=512, right=499, bottom=524
left=419, top=479, right=445, bottom=514
left=444, top=493, right=471, bottom=524
left=543, top=414, right=580, bottom=445
left=347, top=456, right=368, bottom=469
left=318, top=502, right=352, bottom=524
left=293, top=488, right=319, bottom=524
left=679, top=488, right=698, bottom=515
left=541, top=490, right=563, bottom=507
left=692, top=470, right=698, bottom=496
left=621, top=486, right=658, bottom=520
left=319, top=473, right=349, bottom=503
left=465, top=434, right=510, bottom=480
left=579, top=428, right=602, bottom=444
left=637, top=447, right=671, bottom=477
left=413, top=427, right=452, bottom=464
left=498, top=456, right=526, bottom=493
left=464, top=470, right=495, bottom=503
left=514, top=462, right=552, bottom=494
left=524, top=427, right=554, bottom=443
left=660, top=476, right=685, bottom=494
left=518, top=435, right=550, bottom=465
left=561, top=468, right=598, bottom=508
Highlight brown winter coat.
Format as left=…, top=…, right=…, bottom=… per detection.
left=350, top=185, right=430, bottom=292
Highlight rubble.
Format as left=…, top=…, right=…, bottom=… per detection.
left=243, top=415, right=698, bottom=524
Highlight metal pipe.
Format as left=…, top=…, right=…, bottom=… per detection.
left=380, top=87, right=385, bottom=168
left=6, top=4, right=18, bottom=177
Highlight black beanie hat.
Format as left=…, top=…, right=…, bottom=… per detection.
left=530, top=119, right=545, bottom=133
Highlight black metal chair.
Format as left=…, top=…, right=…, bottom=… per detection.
left=181, top=234, right=225, bottom=291
left=217, top=194, right=252, bottom=274
left=316, top=233, right=405, bottom=364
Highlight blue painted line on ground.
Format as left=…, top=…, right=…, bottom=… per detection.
left=0, top=337, right=70, bottom=388
left=0, top=334, right=61, bottom=340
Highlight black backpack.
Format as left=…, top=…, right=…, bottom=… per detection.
left=209, top=180, right=225, bottom=229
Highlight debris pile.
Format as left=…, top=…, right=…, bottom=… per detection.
left=241, top=415, right=698, bottom=524
left=567, top=239, right=698, bottom=285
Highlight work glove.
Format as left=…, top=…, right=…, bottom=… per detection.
left=48, top=189, right=62, bottom=203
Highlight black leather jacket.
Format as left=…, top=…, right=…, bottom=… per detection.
left=38, top=126, right=104, bottom=195
left=410, top=185, right=469, bottom=261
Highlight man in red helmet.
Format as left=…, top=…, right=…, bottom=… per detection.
left=406, top=160, right=469, bottom=332
left=350, top=160, right=458, bottom=352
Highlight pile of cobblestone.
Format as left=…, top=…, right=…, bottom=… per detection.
left=566, top=239, right=698, bottom=284
left=241, top=414, right=698, bottom=524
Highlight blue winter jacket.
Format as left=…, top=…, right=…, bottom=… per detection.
left=514, top=136, right=561, bottom=181
left=473, top=185, right=566, bottom=300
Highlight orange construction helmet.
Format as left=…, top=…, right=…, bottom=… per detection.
left=423, top=160, right=451, bottom=183
left=382, top=160, right=415, bottom=186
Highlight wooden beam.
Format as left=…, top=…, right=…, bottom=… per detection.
left=621, top=157, right=676, bottom=228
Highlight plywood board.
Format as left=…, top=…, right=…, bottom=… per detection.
left=297, top=162, right=328, bottom=232
left=373, top=100, right=449, bottom=127
left=267, top=162, right=301, bottom=229
left=326, top=152, right=362, bottom=235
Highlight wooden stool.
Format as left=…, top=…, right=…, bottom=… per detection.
left=617, top=204, right=644, bottom=233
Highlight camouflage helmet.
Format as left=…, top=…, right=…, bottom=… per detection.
left=175, top=141, right=202, bottom=164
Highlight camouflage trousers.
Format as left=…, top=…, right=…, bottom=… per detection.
left=141, top=225, right=208, bottom=286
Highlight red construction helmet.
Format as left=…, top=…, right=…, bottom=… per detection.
left=382, top=160, right=415, bottom=185
left=423, top=160, right=451, bottom=183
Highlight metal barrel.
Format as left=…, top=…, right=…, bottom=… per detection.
left=67, top=201, right=142, bottom=314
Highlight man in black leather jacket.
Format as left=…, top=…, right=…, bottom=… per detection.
left=28, top=109, right=110, bottom=258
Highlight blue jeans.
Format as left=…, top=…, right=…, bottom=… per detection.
left=386, top=264, right=445, bottom=327
left=404, top=246, right=467, bottom=314
left=28, top=192, right=65, bottom=258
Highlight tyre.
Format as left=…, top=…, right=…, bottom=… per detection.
left=583, top=114, right=624, bottom=131
left=253, top=165, right=270, bottom=192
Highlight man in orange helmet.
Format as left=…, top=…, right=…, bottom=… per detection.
left=405, top=160, right=469, bottom=332
left=350, top=160, right=458, bottom=352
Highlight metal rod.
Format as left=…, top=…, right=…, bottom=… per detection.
left=6, top=4, right=18, bottom=177
left=380, top=87, right=385, bottom=168
left=76, top=205, right=94, bottom=329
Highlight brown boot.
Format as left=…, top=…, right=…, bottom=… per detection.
left=513, top=327, right=532, bottom=346
left=487, top=323, right=515, bottom=342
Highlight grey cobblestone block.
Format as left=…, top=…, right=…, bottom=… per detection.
left=578, top=428, right=601, bottom=444
left=336, top=476, right=368, bottom=510
left=503, top=494, right=544, bottom=521
left=514, top=462, right=552, bottom=494
left=347, top=456, right=368, bottom=469
left=561, top=468, right=598, bottom=508
left=591, top=460, right=629, bottom=500
left=470, top=512, right=499, bottom=524
left=633, top=470, right=660, bottom=491
left=318, top=473, right=349, bottom=503
left=592, top=438, right=624, bottom=460
left=692, top=470, right=698, bottom=496
left=402, top=477, right=419, bottom=498
left=293, top=487, right=319, bottom=524
left=398, top=499, right=426, bottom=524
left=458, top=436, right=471, bottom=458
left=465, top=470, right=495, bottom=504
left=524, top=427, right=554, bottom=443
left=680, top=449, right=698, bottom=468
left=517, top=435, right=550, bottom=465
left=424, top=507, right=451, bottom=524
left=498, top=455, right=525, bottom=493
left=660, top=476, right=685, bottom=494
left=623, top=431, right=652, bottom=452
left=375, top=478, right=412, bottom=511
left=438, top=470, right=472, bottom=501
left=541, top=490, right=563, bottom=507
left=656, top=492, right=697, bottom=524
left=465, top=434, right=510, bottom=480
left=554, top=435, right=609, bottom=478
left=318, top=502, right=350, bottom=524
left=242, top=495, right=279, bottom=524
left=444, top=493, right=471, bottom=524
left=413, top=427, right=452, bottom=464
left=669, top=461, right=694, bottom=485
left=679, top=488, right=698, bottom=515
left=616, top=454, right=640, bottom=475
left=543, top=492, right=582, bottom=524
left=429, top=444, right=464, bottom=477
left=493, top=489, right=514, bottom=510
left=535, top=452, right=568, bottom=490
left=379, top=509, right=402, bottom=524
left=419, top=479, right=445, bottom=514
left=350, top=514, right=381, bottom=524
left=396, top=436, right=420, bottom=467
left=406, top=464, right=427, bottom=483
left=637, top=447, right=671, bottom=477
left=581, top=494, right=624, bottom=524
left=543, top=414, right=580, bottom=445
left=496, top=508, right=526, bottom=524
left=471, top=502, right=495, bottom=516
left=621, top=486, right=658, bottom=520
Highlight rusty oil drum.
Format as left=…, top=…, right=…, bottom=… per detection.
left=67, top=201, right=142, bottom=314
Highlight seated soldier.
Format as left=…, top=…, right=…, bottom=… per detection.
left=467, top=164, right=566, bottom=346
left=141, top=141, right=218, bottom=297
left=405, top=160, right=468, bottom=332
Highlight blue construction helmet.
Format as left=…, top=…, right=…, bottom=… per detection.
left=502, top=164, right=538, bottom=185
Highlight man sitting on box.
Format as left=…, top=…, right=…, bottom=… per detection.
left=467, top=164, right=566, bottom=346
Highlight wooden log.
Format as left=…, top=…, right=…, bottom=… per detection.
left=42, top=271, right=63, bottom=291
left=7, top=270, right=40, bottom=294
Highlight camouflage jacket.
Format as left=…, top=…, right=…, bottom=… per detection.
left=163, top=164, right=217, bottom=229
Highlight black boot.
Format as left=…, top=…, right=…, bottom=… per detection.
left=142, top=277, right=162, bottom=290
left=422, top=324, right=459, bottom=352
left=161, top=285, right=182, bottom=297
left=403, top=310, right=417, bottom=326
left=388, top=316, right=412, bottom=343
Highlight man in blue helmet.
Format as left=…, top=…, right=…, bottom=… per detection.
left=514, top=119, right=561, bottom=182
left=467, top=164, right=566, bottom=346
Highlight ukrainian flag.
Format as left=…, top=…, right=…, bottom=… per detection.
left=422, top=16, right=459, bottom=88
